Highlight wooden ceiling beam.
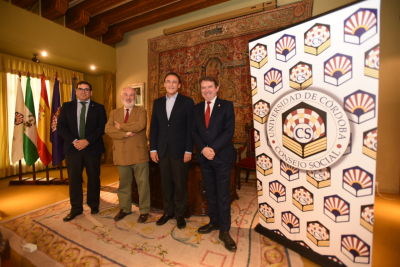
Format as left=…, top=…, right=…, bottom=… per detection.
left=102, top=0, right=230, bottom=45
left=86, top=0, right=177, bottom=38
left=41, top=0, right=69, bottom=21
left=65, top=0, right=126, bottom=30
left=11, top=0, right=37, bottom=9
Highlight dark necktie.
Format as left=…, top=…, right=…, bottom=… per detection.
left=79, top=102, right=86, bottom=139
left=124, top=109, right=129, bottom=123
left=205, top=101, right=211, bottom=128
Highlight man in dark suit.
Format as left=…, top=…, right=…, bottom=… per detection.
left=150, top=72, right=194, bottom=229
left=191, top=76, right=237, bottom=252
left=57, top=81, right=107, bottom=222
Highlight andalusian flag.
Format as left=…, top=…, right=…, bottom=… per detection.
left=37, top=74, right=52, bottom=166
left=50, top=77, right=64, bottom=166
left=23, top=76, right=39, bottom=166
left=11, top=76, right=24, bottom=164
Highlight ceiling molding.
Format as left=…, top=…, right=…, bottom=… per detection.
left=103, top=0, right=230, bottom=44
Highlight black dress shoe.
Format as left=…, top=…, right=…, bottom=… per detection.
left=91, top=208, right=99, bottom=214
left=176, top=217, right=186, bottom=229
left=156, top=214, right=173, bottom=226
left=114, top=210, right=131, bottom=221
left=137, top=214, right=149, bottom=223
left=219, top=232, right=237, bottom=252
left=198, top=223, right=220, bottom=234
left=63, top=212, right=83, bottom=222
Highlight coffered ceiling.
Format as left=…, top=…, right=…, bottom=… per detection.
left=11, top=0, right=231, bottom=45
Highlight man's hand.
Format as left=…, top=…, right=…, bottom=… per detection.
left=73, top=139, right=89, bottom=150
left=202, top=147, right=215, bottom=160
left=183, top=152, right=192, bottom=163
left=114, top=121, right=121, bottom=129
left=150, top=151, right=159, bottom=163
left=126, top=132, right=137, bottom=137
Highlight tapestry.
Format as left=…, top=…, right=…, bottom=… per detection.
left=0, top=181, right=303, bottom=267
left=249, top=0, right=380, bottom=266
left=147, top=0, right=313, bottom=143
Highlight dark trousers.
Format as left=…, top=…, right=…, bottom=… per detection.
left=65, top=149, right=101, bottom=214
left=200, top=161, right=232, bottom=233
left=158, top=146, right=189, bottom=217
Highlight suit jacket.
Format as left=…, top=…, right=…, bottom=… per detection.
left=57, top=99, right=107, bottom=156
left=150, top=93, right=194, bottom=159
left=191, top=97, right=236, bottom=164
left=105, top=106, right=149, bottom=166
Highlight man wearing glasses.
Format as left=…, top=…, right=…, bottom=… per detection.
left=105, top=87, right=150, bottom=223
left=57, top=81, right=107, bottom=222
left=150, top=72, right=194, bottom=229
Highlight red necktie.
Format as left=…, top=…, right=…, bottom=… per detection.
left=205, top=101, right=211, bottom=128
left=124, top=109, right=129, bottom=123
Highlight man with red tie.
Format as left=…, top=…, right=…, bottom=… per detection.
left=191, top=76, right=237, bottom=252
left=105, top=87, right=150, bottom=223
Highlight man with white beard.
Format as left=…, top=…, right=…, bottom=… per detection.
left=105, top=87, right=150, bottom=223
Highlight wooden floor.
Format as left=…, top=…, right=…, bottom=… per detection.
left=0, top=166, right=399, bottom=267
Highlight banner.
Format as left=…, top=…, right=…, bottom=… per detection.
left=249, top=0, right=380, bottom=266
left=37, top=74, right=52, bottom=166
left=11, top=76, right=24, bottom=164
left=50, top=77, right=65, bottom=166
left=23, top=76, right=39, bottom=166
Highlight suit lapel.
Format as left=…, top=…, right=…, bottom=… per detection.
left=160, top=96, right=168, bottom=122
left=208, top=98, right=221, bottom=129
left=199, top=101, right=206, bottom=128
left=71, top=100, right=79, bottom=136
left=85, top=100, right=96, bottom=131
left=169, top=94, right=182, bottom=121
left=119, top=107, right=126, bottom=122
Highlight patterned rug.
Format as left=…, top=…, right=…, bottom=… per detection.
left=147, top=0, right=313, bottom=143
left=0, top=182, right=302, bottom=267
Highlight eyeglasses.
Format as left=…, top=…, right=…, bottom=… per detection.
left=165, top=80, right=178, bottom=85
left=77, top=88, right=90, bottom=92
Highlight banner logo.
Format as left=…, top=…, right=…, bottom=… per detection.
left=267, top=90, right=350, bottom=170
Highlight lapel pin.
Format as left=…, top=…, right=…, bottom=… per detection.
left=218, top=104, right=221, bottom=107
left=92, top=104, right=94, bottom=106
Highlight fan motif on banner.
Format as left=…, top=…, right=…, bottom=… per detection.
left=341, top=235, right=370, bottom=264
left=324, top=195, right=350, bottom=222
left=282, top=211, right=300, bottom=233
left=280, top=160, right=299, bottom=181
left=324, top=53, right=353, bottom=86
left=342, top=166, right=373, bottom=197
left=275, top=34, right=296, bottom=62
left=269, top=180, right=286, bottom=203
left=344, top=90, right=376, bottom=124
left=344, top=8, right=378, bottom=45
left=264, top=68, right=283, bottom=94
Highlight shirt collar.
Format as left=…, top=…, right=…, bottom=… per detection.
left=206, top=96, right=217, bottom=104
left=78, top=99, right=91, bottom=104
left=166, top=93, right=178, bottom=100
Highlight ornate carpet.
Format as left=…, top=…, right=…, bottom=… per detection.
left=147, top=0, right=313, bottom=143
left=0, top=182, right=302, bottom=267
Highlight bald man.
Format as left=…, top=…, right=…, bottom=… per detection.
left=105, top=87, right=150, bottom=223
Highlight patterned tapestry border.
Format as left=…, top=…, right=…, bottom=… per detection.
left=147, top=0, right=313, bottom=143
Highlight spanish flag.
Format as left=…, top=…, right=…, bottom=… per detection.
left=37, top=73, right=52, bottom=166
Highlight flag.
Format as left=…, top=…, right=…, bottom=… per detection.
left=23, top=76, right=39, bottom=166
left=37, top=74, right=52, bottom=166
left=50, top=77, right=64, bottom=166
left=11, top=76, right=24, bottom=164
left=71, top=74, right=77, bottom=101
